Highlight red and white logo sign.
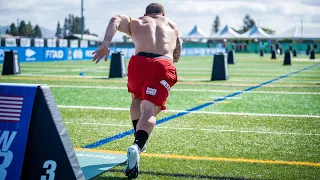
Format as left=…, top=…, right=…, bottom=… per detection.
left=0, top=95, right=23, bottom=122
left=160, top=80, right=170, bottom=92
left=146, top=87, right=157, bottom=96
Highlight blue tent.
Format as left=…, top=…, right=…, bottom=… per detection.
left=186, top=25, right=208, bottom=39
left=210, top=25, right=240, bottom=39
left=240, top=25, right=270, bottom=38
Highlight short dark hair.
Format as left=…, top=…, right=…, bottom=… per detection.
left=145, top=3, right=165, bottom=15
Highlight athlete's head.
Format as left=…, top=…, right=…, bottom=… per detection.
left=145, top=3, right=165, bottom=16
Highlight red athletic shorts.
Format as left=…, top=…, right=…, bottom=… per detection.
left=127, top=55, right=178, bottom=110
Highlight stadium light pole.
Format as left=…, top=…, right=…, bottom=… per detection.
left=81, top=0, right=84, bottom=40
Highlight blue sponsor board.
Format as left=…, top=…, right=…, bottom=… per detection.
left=43, top=48, right=68, bottom=61
left=185, top=48, right=225, bottom=56
left=0, top=83, right=38, bottom=180
left=17, top=47, right=43, bottom=62
left=70, top=47, right=105, bottom=60
left=0, top=46, right=226, bottom=63
left=71, top=47, right=119, bottom=60
left=114, top=47, right=135, bottom=58
left=0, top=47, right=18, bottom=63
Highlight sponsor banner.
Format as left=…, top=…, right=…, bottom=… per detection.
left=20, top=38, right=31, bottom=47
left=181, top=48, right=187, bottom=56
left=70, top=40, right=79, bottom=48
left=0, top=47, right=226, bottom=63
left=71, top=47, right=116, bottom=60
left=185, top=48, right=225, bottom=56
left=43, top=48, right=68, bottom=61
left=0, top=84, right=37, bottom=180
left=18, top=47, right=43, bottom=62
left=0, top=47, right=18, bottom=62
left=89, top=41, right=97, bottom=46
left=59, top=39, right=68, bottom=47
left=114, top=48, right=135, bottom=58
left=47, top=39, right=56, bottom=47
left=34, top=38, right=44, bottom=47
left=80, top=40, right=88, bottom=48
left=5, top=38, right=17, bottom=47
left=84, top=48, right=95, bottom=59
left=71, top=49, right=84, bottom=60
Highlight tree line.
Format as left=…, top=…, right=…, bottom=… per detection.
left=211, top=14, right=275, bottom=35
left=55, top=14, right=97, bottom=38
left=5, top=14, right=96, bottom=39
left=6, top=21, right=42, bottom=38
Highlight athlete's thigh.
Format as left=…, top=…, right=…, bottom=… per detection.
left=141, top=77, right=170, bottom=110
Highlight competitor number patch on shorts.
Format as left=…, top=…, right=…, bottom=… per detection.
left=160, top=80, right=170, bottom=92
left=146, top=87, right=157, bottom=96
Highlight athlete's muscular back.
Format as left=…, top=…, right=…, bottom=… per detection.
left=131, top=15, right=177, bottom=59
left=92, top=14, right=181, bottom=64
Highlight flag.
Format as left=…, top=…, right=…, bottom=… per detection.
left=0, top=94, right=23, bottom=122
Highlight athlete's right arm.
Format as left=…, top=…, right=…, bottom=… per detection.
left=92, top=14, right=131, bottom=64
left=102, top=14, right=132, bottom=45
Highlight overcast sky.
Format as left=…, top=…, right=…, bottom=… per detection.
left=0, top=0, right=319, bottom=41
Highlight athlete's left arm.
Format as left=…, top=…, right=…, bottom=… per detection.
left=92, top=14, right=132, bottom=64
left=173, top=37, right=182, bottom=63
left=168, top=18, right=182, bottom=63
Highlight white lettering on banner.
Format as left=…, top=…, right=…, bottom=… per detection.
left=0, top=131, right=17, bottom=180
left=59, top=39, right=68, bottom=47
left=25, top=48, right=36, bottom=61
left=5, top=38, right=17, bottom=47
left=160, top=80, right=170, bottom=92
left=80, top=40, right=88, bottom=48
left=73, top=49, right=83, bottom=59
left=70, top=40, right=78, bottom=48
left=46, top=50, right=64, bottom=59
left=85, top=50, right=94, bottom=58
left=20, top=38, right=31, bottom=47
left=35, top=38, right=44, bottom=47
left=146, top=87, right=157, bottom=96
left=47, top=39, right=56, bottom=48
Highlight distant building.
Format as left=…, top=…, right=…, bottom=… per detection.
left=64, top=34, right=102, bottom=47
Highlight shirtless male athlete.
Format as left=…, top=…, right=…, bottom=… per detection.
left=92, top=3, right=182, bottom=178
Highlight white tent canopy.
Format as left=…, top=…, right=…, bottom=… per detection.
left=180, top=25, right=320, bottom=41
left=275, top=26, right=320, bottom=39
left=240, top=25, right=270, bottom=38
left=210, top=25, right=240, bottom=39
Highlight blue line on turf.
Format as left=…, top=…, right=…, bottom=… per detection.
left=83, top=63, right=320, bottom=148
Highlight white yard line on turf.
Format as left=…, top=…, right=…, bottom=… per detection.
left=178, top=67, right=320, bottom=72
left=63, top=121, right=320, bottom=136
left=23, top=68, right=108, bottom=73
left=50, top=85, right=320, bottom=94
left=178, top=72, right=320, bottom=77
left=155, top=127, right=320, bottom=136
left=58, top=105, right=320, bottom=118
left=18, top=74, right=111, bottom=79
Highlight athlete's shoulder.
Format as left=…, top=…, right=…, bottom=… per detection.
left=166, top=17, right=178, bottom=30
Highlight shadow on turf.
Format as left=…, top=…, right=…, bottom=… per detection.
left=100, top=168, right=260, bottom=180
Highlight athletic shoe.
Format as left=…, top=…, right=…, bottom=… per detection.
left=125, top=144, right=140, bottom=179
left=141, top=144, right=147, bottom=153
